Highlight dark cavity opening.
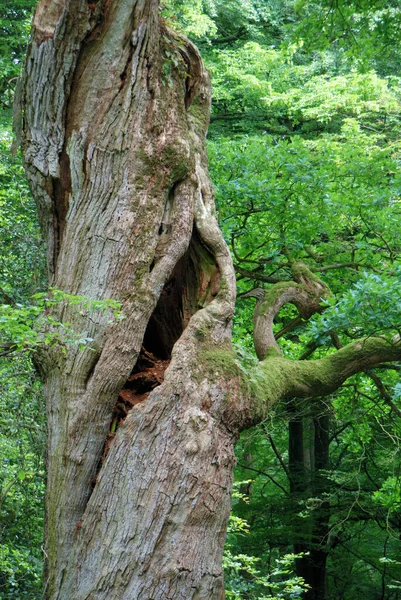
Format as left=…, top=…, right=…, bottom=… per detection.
left=98, top=231, right=222, bottom=468
left=143, top=229, right=222, bottom=359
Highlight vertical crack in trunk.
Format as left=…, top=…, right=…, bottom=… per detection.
left=96, top=230, right=223, bottom=478
left=51, top=151, right=72, bottom=264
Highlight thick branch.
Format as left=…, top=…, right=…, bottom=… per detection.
left=242, top=336, right=401, bottom=429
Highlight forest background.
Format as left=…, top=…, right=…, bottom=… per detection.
left=1, top=0, right=401, bottom=598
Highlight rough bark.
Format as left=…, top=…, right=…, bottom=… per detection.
left=19, top=1, right=401, bottom=598
left=20, top=1, right=238, bottom=597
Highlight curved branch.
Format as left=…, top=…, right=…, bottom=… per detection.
left=313, top=262, right=383, bottom=274
left=289, top=336, right=401, bottom=398
left=243, top=336, right=401, bottom=429
left=244, top=261, right=331, bottom=359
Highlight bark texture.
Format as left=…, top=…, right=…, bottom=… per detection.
left=20, top=1, right=238, bottom=597
left=19, top=1, right=401, bottom=598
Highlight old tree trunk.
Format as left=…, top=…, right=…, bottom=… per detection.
left=17, top=1, right=401, bottom=598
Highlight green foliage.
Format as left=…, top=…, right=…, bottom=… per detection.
left=162, top=0, right=294, bottom=45
left=374, top=476, right=401, bottom=512
left=209, top=123, right=401, bottom=292
left=0, top=120, right=45, bottom=302
left=0, top=0, right=35, bottom=108
left=224, top=549, right=307, bottom=600
left=309, top=271, right=401, bottom=340
left=293, top=0, right=401, bottom=70
left=0, top=289, right=123, bottom=356
left=0, top=356, right=45, bottom=599
left=224, top=484, right=308, bottom=599
left=0, top=98, right=45, bottom=597
left=161, top=0, right=217, bottom=38
left=205, top=37, right=401, bottom=136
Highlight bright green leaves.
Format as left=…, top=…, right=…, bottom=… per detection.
left=0, top=0, right=35, bottom=108
left=224, top=483, right=309, bottom=599
left=208, top=59, right=401, bottom=316
left=205, top=39, right=401, bottom=137
left=209, top=124, right=400, bottom=288
left=293, top=0, right=401, bottom=69
left=224, top=550, right=308, bottom=599
left=0, top=120, right=45, bottom=302
left=266, top=71, right=401, bottom=133
left=0, top=102, right=45, bottom=595
left=0, top=290, right=123, bottom=357
left=206, top=42, right=278, bottom=126
left=161, top=0, right=284, bottom=45
left=161, top=0, right=217, bottom=39
left=309, top=271, right=401, bottom=340
left=0, top=301, right=48, bottom=354
left=374, top=476, right=401, bottom=512
left=0, top=356, right=45, bottom=599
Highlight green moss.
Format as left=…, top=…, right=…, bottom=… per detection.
left=263, top=347, right=282, bottom=359
left=197, top=348, right=297, bottom=407
left=249, top=357, right=289, bottom=408
left=291, top=261, right=324, bottom=285
left=161, top=144, right=192, bottom=180
left=199, top=348, right=239, bottom=375
left=136, top=144, right=192, bottom=184
left=258, top=282, right=296, bottom=314
left=188, top=99, right=209, bottom=132
left=196, top=342, right=349, bottom=419
left=197, top=347, right=250, bottom=393
left=289, top=261, right=331, bottom=299
left=194, top=321, right=212, bottom=341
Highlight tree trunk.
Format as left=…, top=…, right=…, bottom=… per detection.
left=289, top=411, right=330, bottom=600
left=19, top=1, right=238, bottom=597
left=18, top=1, right=401, bottom=598
left=310, top=414, right=330, bottom=600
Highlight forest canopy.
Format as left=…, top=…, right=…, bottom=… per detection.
left=1, top=1, right=400, bottom=599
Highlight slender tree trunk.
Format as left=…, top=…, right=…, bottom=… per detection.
left=310, top=414, right=330, bottom=600
left=289, top=417, right=313, bottom=591
left=289, top=411, right=330, bottom=600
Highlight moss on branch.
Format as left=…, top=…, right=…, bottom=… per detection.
left=245, top=335, right=401, bottom=428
